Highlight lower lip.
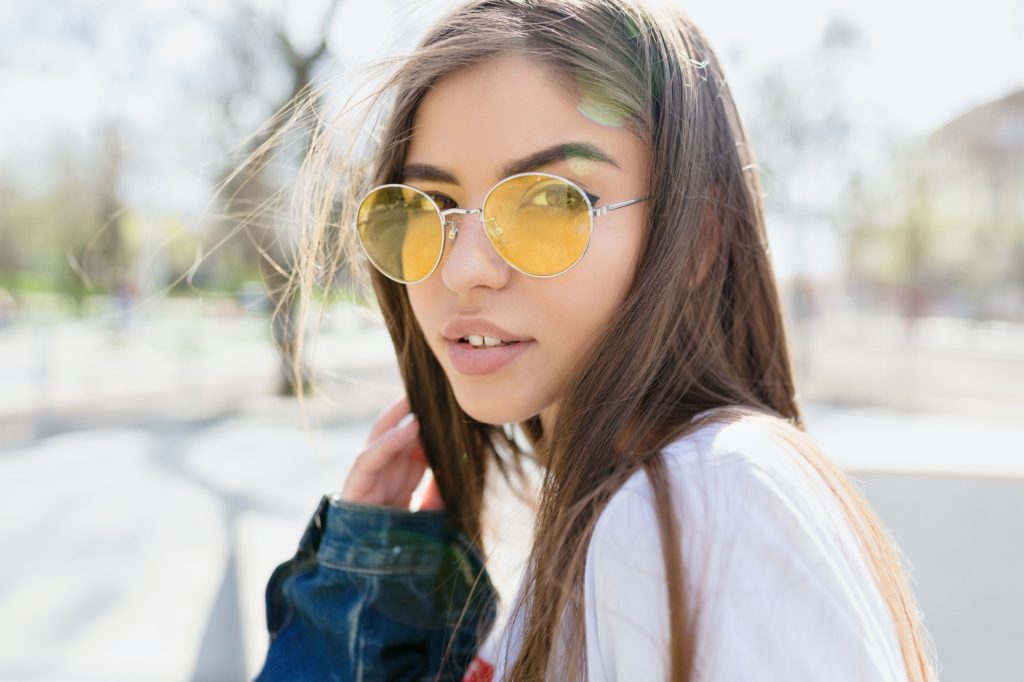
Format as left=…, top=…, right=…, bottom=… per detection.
left=446, top=339, right=533, bottom=375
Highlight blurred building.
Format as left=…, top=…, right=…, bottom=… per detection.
left=846, top=88, right=1024, bottom=322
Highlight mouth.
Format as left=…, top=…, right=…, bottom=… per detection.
left=446, top=337, right=533, bottom=375
left=455, top=334, right=522, bottom=349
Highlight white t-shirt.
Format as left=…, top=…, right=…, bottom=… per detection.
left=463, top=413, right=909, bottom=682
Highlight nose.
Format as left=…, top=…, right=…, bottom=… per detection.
left=439, top=210, right=511, bottom=293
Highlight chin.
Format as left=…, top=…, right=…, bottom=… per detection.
left=451, top=385, right=539, bottom=426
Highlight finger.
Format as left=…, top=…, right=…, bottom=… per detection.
left=340, top=420, right=421, bottom=503
left=407, top=465, right=432, bottom=511
left=368, top=393, right=411, bottom=442
left=371, top=437, right=428, bottom=509
left=398, top=445, right=430, bottom=510
left=417, top=471, right=446, bottom=511
left=359, top=412, right=420, bottom=473
left=368, top=393, right=410, bottom=441
left=398, top=453, right=430, bottom=505
left=410, top=443, right=427, bottom=463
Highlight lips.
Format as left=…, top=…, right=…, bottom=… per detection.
left=440, top=317, right=535, bottom=375
left=446, top=337, right=533, bottom=375
left=441, top=317, right=533, bottom=344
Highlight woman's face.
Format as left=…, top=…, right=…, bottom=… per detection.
left=404, top=53, right=649, bottom=427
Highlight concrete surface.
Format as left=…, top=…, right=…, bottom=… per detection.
left=1, top=309, right=1021, bottom=681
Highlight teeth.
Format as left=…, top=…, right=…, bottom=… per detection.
left=464, top=334, right=509, bottom=347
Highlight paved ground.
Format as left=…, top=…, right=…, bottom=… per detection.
left=854, top=472, right=1023, bottom=682
left=1, top=309, right=1022, bottom=681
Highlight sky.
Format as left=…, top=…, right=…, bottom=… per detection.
left=684, top=0, right=1023, bottom=136
left=2, top=0, right=1021, bottom=148
left=366, top=0, right=1024, bottom=136
left=0, top=0, right=1021, bottom=280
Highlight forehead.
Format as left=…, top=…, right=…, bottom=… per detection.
left=406, top=53, right=646, bottom=184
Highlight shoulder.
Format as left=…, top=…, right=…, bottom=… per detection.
left=588, top=413, right=814, bottom=559
left=583, top=412, right=909, bottom=681
left=590, top=411, right=860, bottom=558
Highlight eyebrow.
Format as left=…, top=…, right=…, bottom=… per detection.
left=400, top=141, right=619, bottom=185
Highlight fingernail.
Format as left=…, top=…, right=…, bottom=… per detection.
left=397, top=412, right=416, bottom=429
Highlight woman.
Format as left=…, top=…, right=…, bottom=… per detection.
left=253, top=0, right=937, bottom=680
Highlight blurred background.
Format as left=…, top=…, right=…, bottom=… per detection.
left=1, top=0, right=1022, bottom=680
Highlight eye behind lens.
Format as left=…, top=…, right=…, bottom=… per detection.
left=424, top=191, right=458, bottom=211
left=481, top=174, right=593, bottom=277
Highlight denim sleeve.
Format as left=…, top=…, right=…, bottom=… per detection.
left=254, top=494, right=498, bottom=682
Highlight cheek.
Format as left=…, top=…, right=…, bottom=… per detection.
left=404, top=281, right=440, bottom=341
left=541, top=235, right=639, bottom=355
left=595, top=220, right=643, bottom=307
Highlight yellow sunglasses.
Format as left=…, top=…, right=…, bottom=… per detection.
left=354, top=171, right=650, bottom=283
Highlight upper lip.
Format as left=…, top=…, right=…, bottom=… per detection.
left=442, top=317, right=533, bottom=342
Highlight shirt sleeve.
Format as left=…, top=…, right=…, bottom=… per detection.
left=583, top=453, right=909, bottom=682
left=255, top=494, right=499, bottom=682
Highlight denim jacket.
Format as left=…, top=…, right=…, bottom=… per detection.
left=254, top=494, right=499, bottom=682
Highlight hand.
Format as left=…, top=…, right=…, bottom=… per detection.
left=339, top=394, right=446, bottom=511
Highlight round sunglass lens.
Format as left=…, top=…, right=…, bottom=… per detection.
left=482, top=174, right=592, bottom=276
left=355, top=186, right=444, bottom=282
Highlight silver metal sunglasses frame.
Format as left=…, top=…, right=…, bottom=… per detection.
left=354, top=170, right=650, bottom=284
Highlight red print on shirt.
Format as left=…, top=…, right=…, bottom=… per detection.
left=462, top=656, right=495, bottom=682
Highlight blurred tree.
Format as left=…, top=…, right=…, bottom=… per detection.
left=0, top=180, right=24, bottom=283
left=0, top=5, right=170, bottom=310
left=0, top=0, right=356, bottom=392
left=87, top=120, right=131, bottom=295
left=0, top=130, right=130, bottom=313
left=194, top=0, right=345, bottom=396
left=741, top=13, right=864, bottom=324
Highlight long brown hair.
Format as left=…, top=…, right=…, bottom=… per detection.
left=256, top=0, right=938, bottom=679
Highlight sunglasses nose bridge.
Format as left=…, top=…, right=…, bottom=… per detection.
left=440, top=207, right=483, bottom=242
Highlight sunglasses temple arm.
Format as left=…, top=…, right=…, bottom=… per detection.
left=592, top=195, right=650, bottom=217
